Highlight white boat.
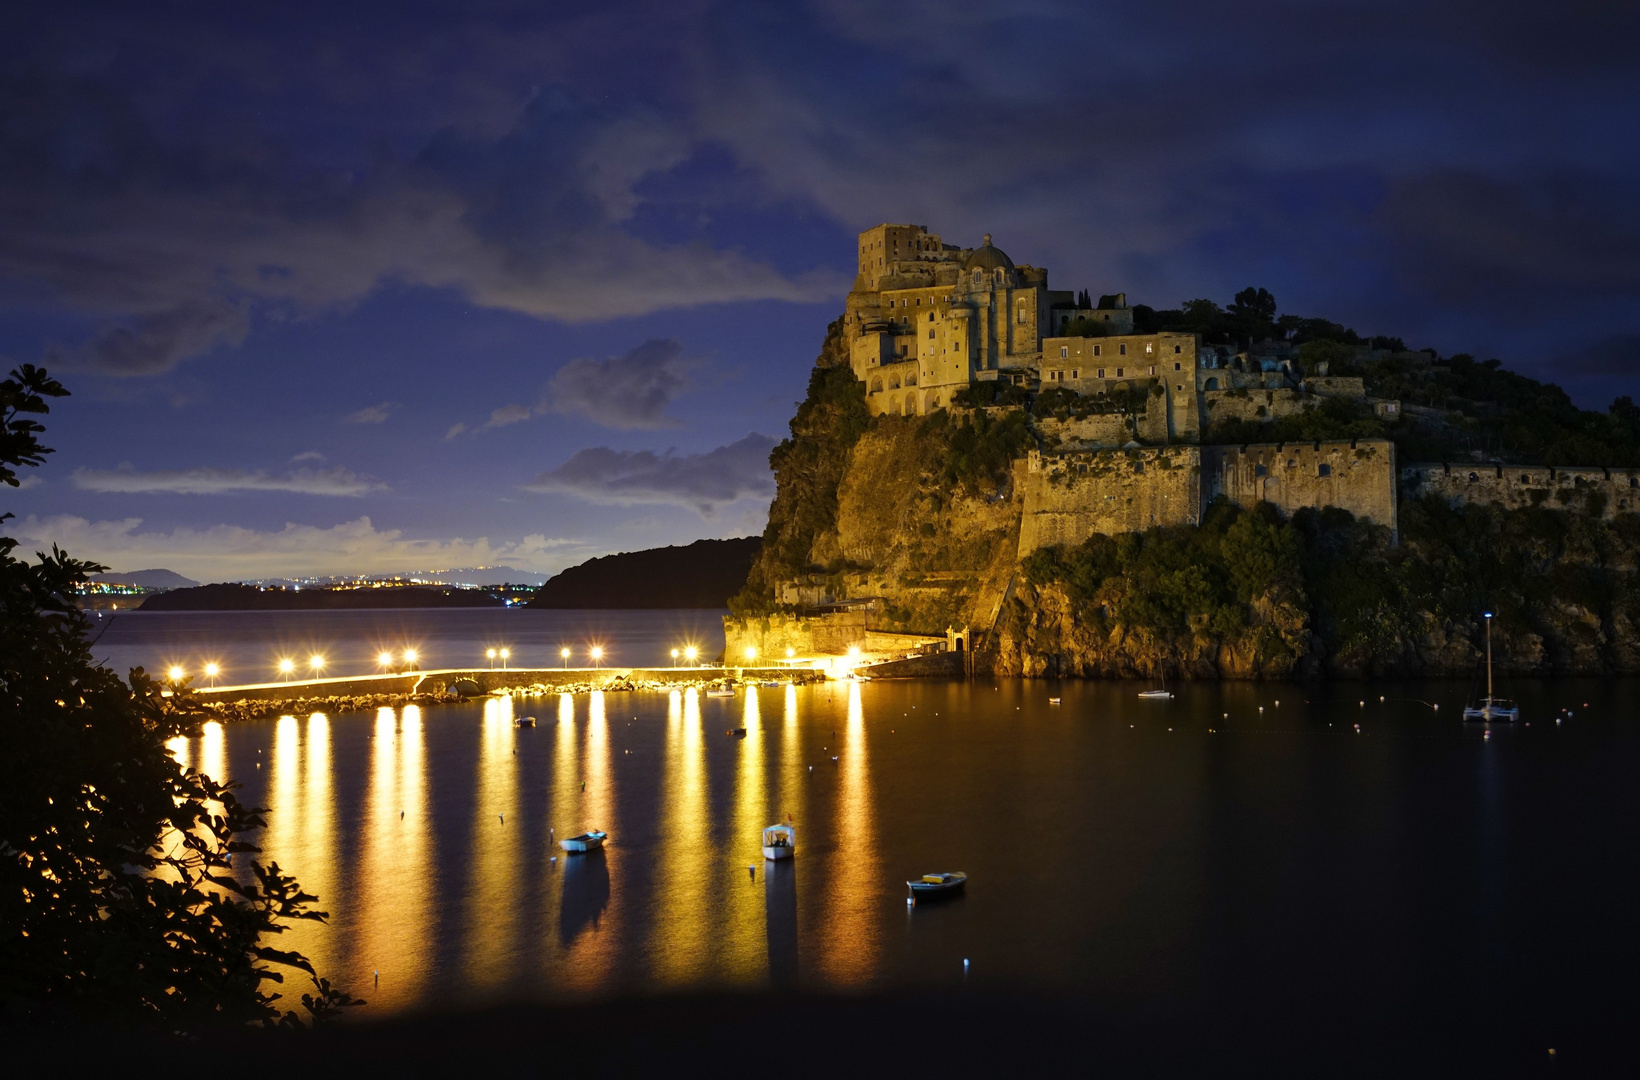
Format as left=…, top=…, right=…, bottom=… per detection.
left=705, top=687, right=735, bottom=698
left=1048, top=697, right=1062, bottom=705
left=762, top=823, right=795, bottom=860
left=559, top=830, right=607, bottom=853
left=1138, top=690, right=1174, bottom=700
left=1463, top=612, right=1519, bottom=721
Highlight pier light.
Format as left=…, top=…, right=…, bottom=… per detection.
left=278, top=658, right=295, bottom=680
left=487, top=647, right=497, bottom=669
left=561, top=647, right=570, bottom=669
left=499, top=648, right=509, bottom=670
left=378, top=651, right=394, bottom=668
left=685, top=646, right=698, bottom=665
left=847, top=646, right=861, bottom=660
left=402, top=648, right=418, bottom=666
left=745, top=646, right=758, bottom=662
left=671, top=648, right=679, bottom=668
left=590, top=646, right=603, bottom=668
left=204, top=662, right=220, bottom=688
left=309, top=654, right=326, bottom=672
left=786, top=648, right=795, bottom=658
left=167, top=665, right=185, bottom=683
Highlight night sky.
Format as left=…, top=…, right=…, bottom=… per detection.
left=4, top=1, right=1638, bottom=582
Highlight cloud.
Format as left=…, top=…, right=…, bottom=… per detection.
left=1551, top=335, right=1640, bottom=378
left=72, top=464, right=385, bottom=496
left=545, top=338, right=690, bottom=430
left=10, top=514, right=587, bottom=581
left=3, top=74, right=835, bottom=375
left=12, top=475, right=43, bottom=490
left=344, top=401, right=401, bottom=424
left=289, top=451, right=325, bottom=463
left=522, top=433, right=776, bottom=514
left=444, top=422, right=467, bottom=440
left=481, top=403, right=532, bottom=430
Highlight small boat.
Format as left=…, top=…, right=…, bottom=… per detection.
left=726, top=727, right=747, bottom=738
left=706, top=688, right=735, bottom=698
left=1463, top=612, right=1520, bottom=721
left=1048, top=697, right=1062, bottom=705
left=760, top=681, right=782, bottom=688
left=762, top=823, right=795, bottom=860
left=907, top=871, right=966, bottom=900
left=1138, top=690, right=1174, bottom=700
left=559, top=830, right=607, bottom=853
left=515, top=716, right=536, bottom=727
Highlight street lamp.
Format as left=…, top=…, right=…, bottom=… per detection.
left=487, top=647, right=497, bottom=669
left=590, top=646, right=603, bottom=668
left=278, top=658, right=295, bottom=681
left=377, top=651, right=394, bottom=669
left=402, top=648, right=418, bottom=670
left=309, top=654, right=325, bottom=673
left=561, top=647, right=570, bottom=669
left=786, top=647, right=795, bottom=659
left=685, top=646, right=698, bottom=666
left=204, top=662, right=220, bottom=688
left=167, top=665, right=185, bottom=683
left=499, top=648, right=509, bottom=670
left=671, top=648, right=679, bottom=668
left=744, top=646, right=758, bottom=663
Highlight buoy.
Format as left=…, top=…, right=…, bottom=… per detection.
left=550, top=856, right=557, bottom=863
left=499, top=814, right=504, bottom=823
left=374, top=970, right=379, bottom=987
left=963, top=958, right=970, bottom=973
left=748, top=865, right=756, bottom=879
left=1258, top=706, right=1263, bottom=712
left=907, top=898, right=914, bottom=907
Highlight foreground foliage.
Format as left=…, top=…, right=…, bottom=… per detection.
left=0, top=365, right=357, bottom=1028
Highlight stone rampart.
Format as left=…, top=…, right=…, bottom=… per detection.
left=1203, top=387, right=1315, bottom=425
left=1018, top=447, right=1203, bottom=554
left=1204, top=440, right=1398, bottom=532
left=722, top=611, right=945, bottom=661
left=1403, top=463, right=1640, bottom=519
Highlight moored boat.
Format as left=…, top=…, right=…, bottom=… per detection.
left=1048, top=697, right=1062, bottom=705
left=1464, top=612, right=1520, bottom=721
left=559, top=830, right=607, bottom=853
left=1138, top=690, right=1174, bottom=700
left=706, top=687, right=735, bottom=698
left=515, top=715, right=536, bottom=727
left=906, top=871, right=966, bottom=900
left=762, top=823, right=795, bottom=860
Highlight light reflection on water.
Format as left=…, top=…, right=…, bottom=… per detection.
left=161, top=677, right=1640, bottom=1019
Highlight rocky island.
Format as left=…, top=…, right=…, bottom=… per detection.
left=726, top=223, right=1640, bottom=679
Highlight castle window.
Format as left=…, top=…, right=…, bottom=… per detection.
left=1149, top=366, right=1155, bottom=375
left=1093, top=345, right=1102, bottom=356
left=1174, top=345, right=1182, bottom=354
left=1098, top=369, right=1105, bottom=378
left=1176, top=384, right=1183, bottom=391
left=1072, top=370, right=1079, bottom=379
left=1145, top=343, right=1154, bottom=355
left=996, top=268, right=1006, bottom=283
left=1255, top=464, right=1267, bottom=477
left=1116, top=368, right=1123, bottom=377
left=1205, top=377, right=1219, bottom=390
left=1119, top=344, right=1127, bottom=355
left=928, top=329, right=935, bottom=339
left=1018, top=309, right=1027, bottom=325
left=1521, top=474, right=1531, bottom=483
left=1468, top=472, right=1480, bottom=482
left=1060, top=346, right=1068, bottom=358
left=1632, top=477, right=1639, bottom=488
left=928, top=312, right=935, bottom=322
left=1175, top=362, right=1181, bottom=371
left=973, top=270, right=983, bottom=284
left=1318, top=463, right=1331, bottom=477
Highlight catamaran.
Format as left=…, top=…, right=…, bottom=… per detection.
left=1463, top=612, right=1519, bottom=721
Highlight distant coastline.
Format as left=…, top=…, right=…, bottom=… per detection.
left=139, top=583, right=505, bottom=612
left=527, top=537, right=759, bottom=610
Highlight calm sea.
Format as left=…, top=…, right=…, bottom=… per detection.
left=154, top=664, right=1639, bottom=1058
left=86, top=607, right=730, bottom=681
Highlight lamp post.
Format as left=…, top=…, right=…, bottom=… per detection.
left=167, top=665, right=185, bottom=684
left=499, top=648, right=509, bottom=671
left=403, top=648, right=418, bottom=672
left=685, top=646, right=698, bottom=667
left=590, top=646, right=603, bottom=669
left=671, top=648, right=679, bottom=668
left=487, top=648, right=497, bottom=670
left=309, top=655, right=325, bottom=675
left=278, top=658, right=295, bottom=682
left=561, top=647, right=570, bottom=669
left=204, top=662, right=220, bottom=688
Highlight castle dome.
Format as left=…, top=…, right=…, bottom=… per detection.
left=963, top=233, right=1014, bottom=272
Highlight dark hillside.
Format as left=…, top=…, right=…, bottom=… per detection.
left=527, top=537, right=761, bottom=609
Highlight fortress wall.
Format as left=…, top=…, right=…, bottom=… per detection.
left=1205, top=440, right=1398, bottom=532
left=1306, top=376, right=1366, bottom=397
left=1404, top=463, right=1640, bottom=519
left=1018, top=447, right=1202, bottom=555
left=1202, top=387, right=1316, bottom=425
left=1036, top=413, right=1135, bottom=447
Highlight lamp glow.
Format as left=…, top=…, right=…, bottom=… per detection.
left=402, top=648, right=418, bottom=665
left=378, top=652, right=394, bottom=667
left=278, top=658, right=295, bottom=678
left=167, top=665, right=185, bottom=682
left=309, top=654, right=325, bottom=672
left=590, top=646, right=603, bottom=666
left=786, top=648, right=795, bottom=658
left=685, top=646, right=698, bottom=663
left=744, top=646, right=758, bottom=661
left=204, top=662, right=220, bottom=687
left=561, top=647, right=570, bottom=669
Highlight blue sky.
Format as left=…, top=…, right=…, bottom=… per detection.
left=4, top=0, right=1639, bottom=581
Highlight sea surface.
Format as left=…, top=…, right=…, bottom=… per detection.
left=154, top=656, right=1640, bottom=1054
left=86, top=607, right=729, bottom=681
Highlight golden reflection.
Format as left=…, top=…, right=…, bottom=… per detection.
left=818, top=681, right=878, bottom=984
left=357, top=706, right=432, bottom=1010
left=724, top=688, right=767, bottom=980
left=166, top=734, right=189, bottom=770
left=651, top=688, right=709, bottom=983
left=463, top=695, right=521, bottom=992
left=200, top=720, right=225, bottom=785
left=557, top=692, right=617, bottom=989
left=264, top=714, right=336, bottom=975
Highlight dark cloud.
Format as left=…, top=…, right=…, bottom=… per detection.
left=522, top=433, right=776, bottom=513
left=546, top=338, right=689, bottom=430
left=1552, top=335, right=1640, bottom=378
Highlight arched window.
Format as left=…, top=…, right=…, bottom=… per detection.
left=1520, top=474, right=1531, bottom=484
left=972, top=270, right=983, bottom=285
left=995, top=268, right=1006, bottom=283
left=1468, top=472, right=1480, bottom=482
left=1205, top=377, right=1219, bottom=390
left=928, top=311, right=935, bottom=322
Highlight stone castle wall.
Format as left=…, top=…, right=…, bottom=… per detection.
left=1202, top=387, right=1315, bottom=426
left=1204, top=440, right=1398, bottom=533
left=1404, top=463, right=1640, bottom=519
left=1018, top=447, right=1203, bottom=555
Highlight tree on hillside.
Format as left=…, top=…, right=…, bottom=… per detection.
left=1227, top=287, right=1279, bottom=342
left=0, top=365, right=357, bottom=1028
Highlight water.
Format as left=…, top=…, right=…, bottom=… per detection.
left=164, top=673, right=1639, bottom=1046
left=86, top=608, right=729, bottom=682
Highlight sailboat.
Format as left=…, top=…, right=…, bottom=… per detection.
left=1463, top=612, right=1519, bottom=721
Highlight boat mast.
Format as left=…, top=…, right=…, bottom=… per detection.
left=1484, top=611, right=1493, bottom=702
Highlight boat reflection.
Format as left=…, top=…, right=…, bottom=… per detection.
left=559, top=848, right=611, bottom=946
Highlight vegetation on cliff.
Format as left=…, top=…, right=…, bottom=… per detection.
left=1008, top=493, right=1640, bottom=678
left=733, top=320, right=870, bottom=611
left=528, top=537, right=761, bottom=609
